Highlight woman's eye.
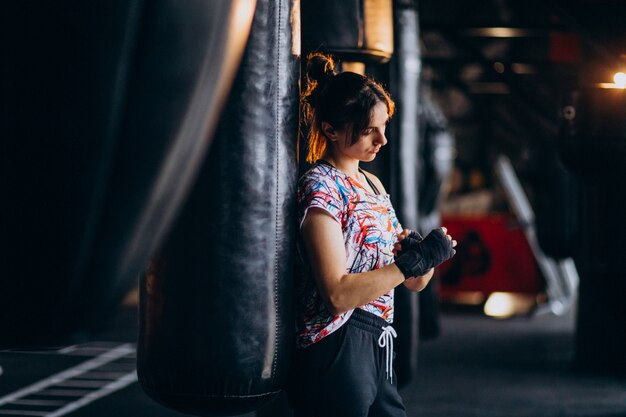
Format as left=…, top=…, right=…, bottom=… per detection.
left=363, top=128, right=373, bottom=135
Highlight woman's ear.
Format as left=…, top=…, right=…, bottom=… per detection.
left=321, top=121, right=338, bottom=142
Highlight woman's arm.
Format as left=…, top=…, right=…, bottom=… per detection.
left=403, top=268, right=434, bottom=292
left=301, top=208, right=426, bottom=316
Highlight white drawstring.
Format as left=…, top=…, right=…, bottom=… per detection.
left=378, top=325, right=397, bottom=384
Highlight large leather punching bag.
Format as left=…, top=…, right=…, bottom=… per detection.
left=137, top=0, right=299, bottom=415
left=531, top=140, right=579, bottom=260
left=386, top=0, right=422, bottom=389
left=301, top=0, right=394, bottom=63
left=416, top=96, right=453, bottom=342
left=559, top=87, right=626, bottom=372
left=1, top=1, right=254, bottom=347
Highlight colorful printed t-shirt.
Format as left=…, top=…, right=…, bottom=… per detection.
left=295, top=161, right=403, bottom=349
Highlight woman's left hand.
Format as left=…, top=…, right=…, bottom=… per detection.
left=394, top=228, right=432, bottom=292
left=394, top=227, right=456, bottom=292
left=393, top=229, right=411, bottom=257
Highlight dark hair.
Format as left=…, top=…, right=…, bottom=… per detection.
left=301, top=53, right=395, bottom=163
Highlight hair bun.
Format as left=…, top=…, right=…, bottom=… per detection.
left=306, top=53, right=336, bottom=84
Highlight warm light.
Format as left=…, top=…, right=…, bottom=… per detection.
left=493, top=62, right=505, bottom=74
left=443, top=291, right=486, bottom=306
left=341, top=62, right=366, bottom=75
left=613, top=72, right=626, bottom=88
left=511, top=63, right=535, bottom=74
left=484, top=293, right=516, bottom=318
left=464, top=27, right=540, bottom=38
left=483, top=292, right=537, bottom=319
left=597, top=72, right=626, bottom=89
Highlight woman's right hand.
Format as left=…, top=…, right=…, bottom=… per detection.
left=394, top=227, right=457, bottom=279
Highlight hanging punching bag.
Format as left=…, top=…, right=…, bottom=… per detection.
left=137, top=0, right=299, bottom=415
left=559, top=87, right=626, bottom=372
left=416, top=97, right=454, bottom=343
left=301, top=0, right=394, bottom=63
left=386, top=0, right=422, bottom=389
left=532, top=140, right=579, bottom=260
left=559, top=88, right=626, bottom=176
left=1, top=0, right=254, bottom=347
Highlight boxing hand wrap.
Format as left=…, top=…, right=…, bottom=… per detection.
left=408, top=230, right=424, bottom=242
left=395, top=229, right=424, bottom=255
left=394, top=249, right=426, bottom=279
left=395, top=228, right=455, bottom=279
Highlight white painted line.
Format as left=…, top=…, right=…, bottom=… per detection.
left=0, top=344, right=135, bottom=407
left=8, top=400, right=69, bottom=407
left=72, top=372, right=127, bottom=380
left=0, top=410, right=48, bottom=416
left=59, top=342, right=121, bottom=355
left=54, top=380, right=111, bottom=388
left=65, top=348, right=134, bottom=357
left=36, top=390, right=93, bottom=397
left=45, top=371, right=137, bottom=417
left=57, top=346, right=78, bottom=354
left=96, top=363, right=136, bottom=371
left=82, top=342, right=123, bottom=348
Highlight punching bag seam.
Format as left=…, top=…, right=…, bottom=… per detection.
left=271, top=0, right=284, bottom=380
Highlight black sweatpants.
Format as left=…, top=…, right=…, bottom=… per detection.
left=287, top=309, right=407, bottom=417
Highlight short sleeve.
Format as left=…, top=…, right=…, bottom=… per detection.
left=395, top=217, right=403, bottom=235
left=297, top=167, right=347, bottom=228
left=387, top=205, right=403, bottom=236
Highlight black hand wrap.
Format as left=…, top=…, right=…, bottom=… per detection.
left=408, top=230, right=424, bottom=242
left=395, top=228, right=455, bottom=279
left=396, top=230, right=424, bottom=254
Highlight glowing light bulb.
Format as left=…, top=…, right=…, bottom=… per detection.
left=614, top=72, right=626, bottom=88
left=484, top=293, right=515, bottom=318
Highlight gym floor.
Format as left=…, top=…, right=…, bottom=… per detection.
left=1, top=301, right=625, bottom=417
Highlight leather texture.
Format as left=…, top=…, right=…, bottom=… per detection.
left=558, top=89, right=626, bottom=176
left=301, top=0, right=394, bottom=63
left=414, top=98, right=452, bottom=347
left=386, top=2, right=422, bottom=389
left=1, top=0, right=254, bottom=347
left=418, top=98, right=452, bottom=231
left=558, top=89, right=626, bottom=372
left=137, top=0, right=299, bottom=414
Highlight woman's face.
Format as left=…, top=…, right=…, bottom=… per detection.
left=332, top=101, right=389, bottom=162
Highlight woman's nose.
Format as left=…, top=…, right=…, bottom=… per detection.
left=377, top=131, right=388, bottom=146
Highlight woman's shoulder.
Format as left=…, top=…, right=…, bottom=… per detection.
left=298, top=163, right=354, bottom=206
left=298, top=163, right=341, bottom=190
left=359, top=169, right=388, bottom=195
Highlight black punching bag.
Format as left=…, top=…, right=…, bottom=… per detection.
left=416, top=97, right=453, bottom=342
left=531, top=139, right=579, bottom=260
left=137, top=0, right=299, bottom=414
left=1, top=0, right=254, bottom=347
left=301, top=0, right=394, bottom=63
left=387, top=0, right=422, bottom=389
left=559, top=87, right=626, bottom=372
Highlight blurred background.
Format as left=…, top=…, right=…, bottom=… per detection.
left=1, top=0, right=625, bottom=416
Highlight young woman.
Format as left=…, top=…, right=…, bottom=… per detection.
left=287, top=53, right=457, bottom=417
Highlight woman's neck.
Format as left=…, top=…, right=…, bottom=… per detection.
left=321, top=151, right=360, bottom=179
